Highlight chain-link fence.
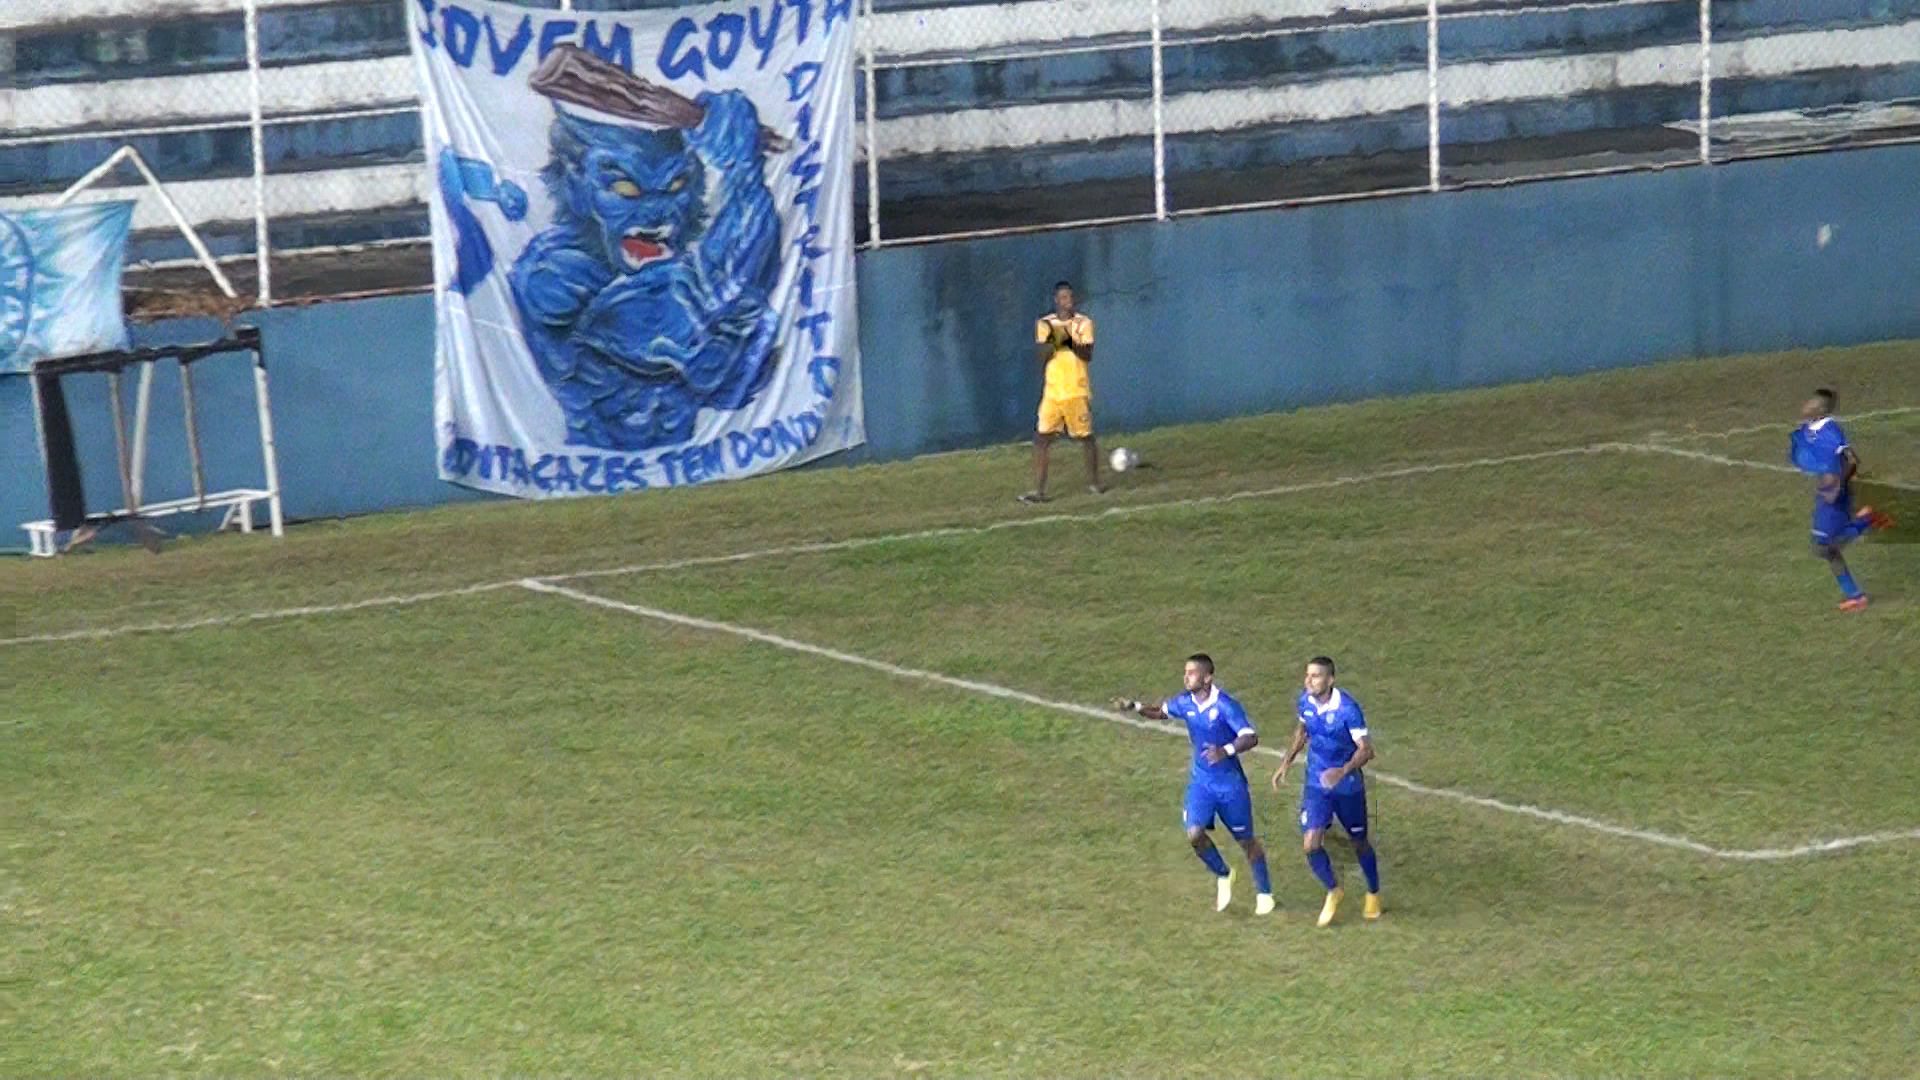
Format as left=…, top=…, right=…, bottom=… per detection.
left=1434, top=0, right=1706, bottom=187
left=863, top=0, right=1920, bottom=242
left=256, top=0, right=426, bottom=302
left=3, top=0, right=1916, bottom=304
left=0, top=0, right=430, bottom=312
left=858, top=0, right=1160, bottom=245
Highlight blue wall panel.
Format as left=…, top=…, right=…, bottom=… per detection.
left=4, top=145, right=1917, bottom=550
left=859, top=144, right=1918, bottom=454
left=0, top=294, right=488, bottom=549
left=1713, top=150, right=1920, bottom=352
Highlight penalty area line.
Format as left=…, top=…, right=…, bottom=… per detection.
left=7, top=423, right=1909, bottom=650
left=0, top=444, right=1618, bottom=649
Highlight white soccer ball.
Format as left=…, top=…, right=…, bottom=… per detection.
left=1109, top=447, right=1139, bottom=473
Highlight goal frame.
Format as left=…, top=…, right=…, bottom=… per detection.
left=23, top=327, right=284, bottom=556
left=16, top=143, right=284, bottom=556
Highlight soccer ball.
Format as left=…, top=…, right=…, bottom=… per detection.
left=1108, top=447, right=1140, bottom=473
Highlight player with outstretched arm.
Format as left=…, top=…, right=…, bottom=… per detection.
left=1115, top=654, right=1275, bottom=915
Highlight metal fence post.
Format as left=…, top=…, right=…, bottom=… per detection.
left=1427, top=0, right=1441, bottom=191
left=244, top=0, right=271, bottom=304
left=1698, top=0, right=1712, bottom=164
left=1150, top=0, right=1167, bottom=219
left=863, top=0, right=880, bottom=246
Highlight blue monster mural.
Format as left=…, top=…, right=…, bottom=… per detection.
left=437, top=148, right=529, bottom=297
left=508, top=92, right=782, bottom=450
left=438, top=45, right=784, bottom=452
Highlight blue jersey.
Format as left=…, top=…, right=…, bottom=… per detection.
left=1791, top=417, right=1851, bottom=493
left=1297, top=687, right=1369, bottom=796
left=1165, top=687, right=1255, bottom=790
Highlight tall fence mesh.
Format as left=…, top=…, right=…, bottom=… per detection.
left=1, top=0, right=1915, bottom=301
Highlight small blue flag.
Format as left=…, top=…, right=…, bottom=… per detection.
left=0, top=201, right=135, bottom=375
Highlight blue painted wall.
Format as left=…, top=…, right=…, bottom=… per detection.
left=0, top=294, right=493, bottom=548
left=4, top=144, right=1917, bottom=547
left=855, top=143, right=1920, bottom=458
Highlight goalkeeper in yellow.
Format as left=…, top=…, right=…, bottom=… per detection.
left=1020, top=280, right=1104, bottom=503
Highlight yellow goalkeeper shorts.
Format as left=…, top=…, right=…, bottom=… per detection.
left=1037, top=396, right=1094, bottom=439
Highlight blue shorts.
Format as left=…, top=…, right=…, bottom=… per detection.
left=1184, top=781, right=1255, bottom=840
left=1812, top=489, right=1854, bottom=543
left=1300, top=781, right=1369, bottom=840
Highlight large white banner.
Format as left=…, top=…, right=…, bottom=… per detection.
left=411, top=0, right=862, bottom=496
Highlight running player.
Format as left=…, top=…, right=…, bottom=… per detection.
left=1272, top=656, right=1382, bottom=928
left=1791, top=388, right=1894, bottom=610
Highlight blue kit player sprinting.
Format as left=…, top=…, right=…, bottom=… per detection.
left=1791, top=388, right=1894, bottom=611
left=1116, top=654, right=1274, bottom=915
left=1272, top=656, right=1382, bottom=928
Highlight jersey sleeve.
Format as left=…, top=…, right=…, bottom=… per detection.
left=1344, top=699, right=1369, bottom=740
left=1815, top=425, right=1848, bottom=466
left=1228, top=698, right=1255, bottom=737
left=1162, top=695, right=1187, bottom=721
left=1077, top=315, right=1095, bottom=345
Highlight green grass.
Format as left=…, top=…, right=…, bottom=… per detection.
left=584, top=449, right=1920, bottom=846
left=5, top=342, right=1920, bottom=1076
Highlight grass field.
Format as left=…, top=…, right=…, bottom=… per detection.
left=5, top=342, right=1919, bottom=1076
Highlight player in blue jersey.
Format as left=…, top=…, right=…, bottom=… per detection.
left=1791, top=389, right=1894, bottom=611
left=1115, top=654, right=1275, bottom=915
left=1271, top=656, right=1381, bottom=928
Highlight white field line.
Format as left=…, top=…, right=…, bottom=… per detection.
left=0, top=444, right=1620, bottom=649
left=1626, top=443, right=1920, bottom=490
left=5, top=407, right=1914, bottom=650
left=520, top=579, right=1920, bottom=862
left=540, top=444, right=1621, bottom=585
left=1648, top=405, right=1920, bottom=442
left=0, top=581, right=519, bottom=646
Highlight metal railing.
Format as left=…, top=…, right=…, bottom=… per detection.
left=1, top=0, right=1914, bottom=303
left=855, top=0, right=1920, bottom=243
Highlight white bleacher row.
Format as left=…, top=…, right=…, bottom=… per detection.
left=24, top=20, right=1916, bottom=141
left=883, top=22, right=1920, bottom=156
left=2, top=56, right=419, bottom=135
left=1, top=0, right=1703, bottom=54
left=8, top=163, right=430, bottom=236
left=0, top=0, right=1914, bottom=235
left=2, top=0, right=1711, bottom=140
